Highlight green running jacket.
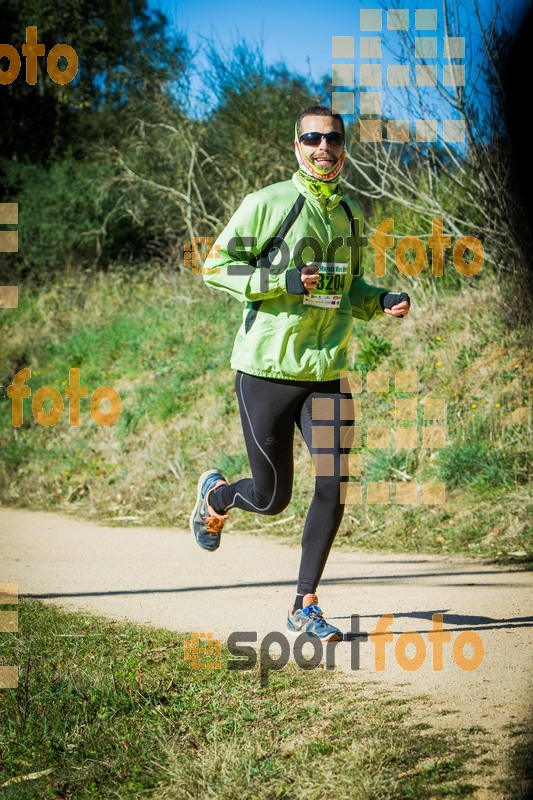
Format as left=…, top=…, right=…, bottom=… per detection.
left=203, top=173, right=387, bottom=381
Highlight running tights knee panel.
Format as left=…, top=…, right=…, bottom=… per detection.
left=209, top=371, right=355, bottom=595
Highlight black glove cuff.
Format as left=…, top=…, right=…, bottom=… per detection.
left=286, top=268, right=306, bottom=295
left=380, top=291, right=410, bottom=310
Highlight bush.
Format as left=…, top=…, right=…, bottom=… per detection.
left=437, top=437, right=517, bottom=489
left=354, top=335, right=393, bottom=372
left=0, top=155, right=149, bottom=280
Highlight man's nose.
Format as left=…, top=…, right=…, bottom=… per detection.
left=317, top=136, right=331, bottom=150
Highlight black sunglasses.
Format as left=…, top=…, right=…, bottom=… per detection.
left=299, top=131, right=344, bottom=147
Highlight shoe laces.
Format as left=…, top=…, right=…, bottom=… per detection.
left=301, top=604, right=328, bottom=627
left=205, top=515, right=224, bottom=536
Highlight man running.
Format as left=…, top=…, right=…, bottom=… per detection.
left=190, top=105, right=410, bottom=641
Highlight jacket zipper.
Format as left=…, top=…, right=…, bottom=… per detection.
left=316, top=201, right=335, bottom=378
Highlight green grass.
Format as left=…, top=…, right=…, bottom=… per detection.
left=0, top=267, right=530, bottom=561
left=0, top=599, right=488, bottom=799
left=496, top=721, right=533, bottom=799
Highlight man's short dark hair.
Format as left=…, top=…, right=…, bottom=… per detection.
left=296, top=106, right=345, bottom=138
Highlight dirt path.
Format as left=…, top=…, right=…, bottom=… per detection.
left=1, top=507, right=531, bottom=796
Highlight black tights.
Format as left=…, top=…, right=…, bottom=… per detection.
left=209, top=371, right=354, bottom=596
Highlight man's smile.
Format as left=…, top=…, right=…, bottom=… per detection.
left=313, top=156, right=334, bottom=167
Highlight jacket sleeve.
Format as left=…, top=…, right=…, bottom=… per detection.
left=202, top=192, right=294, bottom=302
left=349, top=273, right=387, bottom=321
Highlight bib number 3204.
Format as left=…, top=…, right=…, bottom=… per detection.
left=302, top=262, right=348, bottom=309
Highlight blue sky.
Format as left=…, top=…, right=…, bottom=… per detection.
left=150, top=0, right=528, bottom=124
left=153, top=0, right=343, bottom=87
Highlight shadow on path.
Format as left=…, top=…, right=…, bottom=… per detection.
left=333, top=609, right=533, bottom=633
left=24, top=567, right=528, bottom=603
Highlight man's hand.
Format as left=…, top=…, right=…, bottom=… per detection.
left=381, top=291, right=411, bottom=318
left=384, top=300, right=410, bottom=317
left=300, top=264, right=320, bottom=294
left=286, top=264, right=319, bottom=295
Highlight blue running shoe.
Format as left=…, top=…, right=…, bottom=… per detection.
left=286, top=598, right=342, bottom=642
left=190, top=469, right=228, bottom=552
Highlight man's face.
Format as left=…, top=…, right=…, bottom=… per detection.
left=298, top=115, right=344, bottom=171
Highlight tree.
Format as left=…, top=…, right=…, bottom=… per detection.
left=0, top=0, right=189, bottom=165
left=336, top=0, right=530, bottom=318
left=94, top=41, right=316, bottom=266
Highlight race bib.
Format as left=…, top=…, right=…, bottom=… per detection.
left=303, top=293, right=343, bottom=308
left=302, top=262, right=347, bottom=309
